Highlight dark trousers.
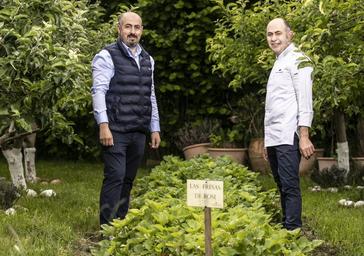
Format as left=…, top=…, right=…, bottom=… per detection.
left=100, top=131, right=146, bottom=225
left=266, top=135, right=302, bottom=230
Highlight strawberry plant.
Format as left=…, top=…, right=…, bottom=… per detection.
left=93, top=155, right=321, bottom=255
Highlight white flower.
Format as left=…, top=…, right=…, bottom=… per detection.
left=354, top=201, right=364, bottom=208
left=40, top=189, right=56, bottom=197
left=26, top=189, right=38, bottom=197
left=5, top=208, right=16, bottom=215
left=343, top=185, right=352, bottom=190
left=356, top=186, right=364, bottom=190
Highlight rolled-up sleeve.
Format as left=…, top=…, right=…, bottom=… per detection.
left=91, top=50, right=114, bottom=124
left=292, top=64, right=314, bottom=127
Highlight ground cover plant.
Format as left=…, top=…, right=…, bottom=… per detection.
left=93, top=155, right=321, bottom=255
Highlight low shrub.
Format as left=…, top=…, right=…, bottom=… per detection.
left=0, top=178, right=19, bottom=209
left=311, top=165, right=364, bottom=188
left=93, top=155, right=321, bottom=255
left=311, top=166, right=347, bottom=188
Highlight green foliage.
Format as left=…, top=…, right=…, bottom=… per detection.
left=0, top=0, right=106, bottom=156
left=174, top=119, right=219, bottom=149
left=294, top=0, right=364, bottom=119
left=231, top=93, right=265, bottom=139
left=207, top=0, right=364, bottom=140
left=207, top=0, right=292, bottom=89
left=133, top=0, right=232, bottom=149
left=94, top=155, right=321, bottom=255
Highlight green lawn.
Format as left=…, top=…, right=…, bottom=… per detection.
left=0, top=159, right=103, bottom=256
left=0, top=159, right=363, bottom=255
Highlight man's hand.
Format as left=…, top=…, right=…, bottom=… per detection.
left=150, top=132, right=161, bottom=149
left=99, top=123, right=113, bottom=146
left=299, top=127, right=315, bottom=159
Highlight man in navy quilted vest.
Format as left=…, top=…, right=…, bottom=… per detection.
left=91, top=11, right=161, bottom=226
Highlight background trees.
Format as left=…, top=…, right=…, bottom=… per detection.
left=0, top=0, right=107, bottom=158
left=1, top=0, right=362, bottom=163
left=207, top=0, right=364, bottom=172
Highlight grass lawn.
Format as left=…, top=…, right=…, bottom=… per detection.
left=0, top=158, right=363, bottom=255
left=0, top=159, right=104, bottom=256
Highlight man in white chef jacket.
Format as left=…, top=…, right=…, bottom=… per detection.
left=264, top=18, right=315, bottom=230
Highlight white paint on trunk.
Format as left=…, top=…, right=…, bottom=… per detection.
left=2, top=148, right=27, bottom=189
left=336, top=141, right=350, bottom=174
left=24, top=147, right=37, bottom=183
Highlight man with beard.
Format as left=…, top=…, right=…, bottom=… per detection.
left=91, top=12, right=161, bottom=225
left=263, top=18, right=314, bottom=230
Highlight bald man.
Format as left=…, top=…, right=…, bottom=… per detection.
left=263, top=18, right=314, bottom=230
left=92, top=12, right=161, bottom=225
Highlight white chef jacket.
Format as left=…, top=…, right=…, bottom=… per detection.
left=264, top=43, right=313, bottom=147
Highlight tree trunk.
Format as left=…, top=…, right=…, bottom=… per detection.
left=24, top=147, right=37, bottom=183
left=23, top=132, right=37, bottom=183
left=357, top=116, right=364, bottom=156
left=334, top=110, right=350, bottom=173
left=2, top=148, right=27, bottom=189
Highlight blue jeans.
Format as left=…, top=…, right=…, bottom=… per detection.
left=267, top=135, right=302, bottom=230
left=100, top=131, right=146, bottom=225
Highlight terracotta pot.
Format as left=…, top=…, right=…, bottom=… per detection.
left=317, top=157, right=338, bottom=171
left=248, top=138, right=270, bottom=174
left=315, top=148, right=325, bottom=157
left=299, top=148, right=324, bottom=176
left=207, top=148, right=248, bottom=165
left=352, top=157, right=364, bottom=171
left=182, top=143, right=211, bottom=160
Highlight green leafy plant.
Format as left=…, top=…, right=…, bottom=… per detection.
left=175, top=119, right=219, bottom=150
left=93, top=155, right=321, bottom=255
left=209, top=127, right=245, bottom=148
left=229, top=93, right=265, bottom=139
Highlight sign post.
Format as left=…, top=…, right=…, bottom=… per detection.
left=187, top=179, right=224, bottom=256
left=204, top=207, right=212, bottom=256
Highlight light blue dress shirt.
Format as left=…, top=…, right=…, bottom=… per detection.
left=91, top=42, right=160, bottom=132
left=264, top=43, right=313, bottom=147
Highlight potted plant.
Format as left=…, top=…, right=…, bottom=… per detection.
left=175, top=119, right=219, bottom=160
left=231, top=94, right=270, bottom=174
left=207, top=127, right=248, bottom=165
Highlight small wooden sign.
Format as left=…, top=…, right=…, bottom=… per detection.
left=187, top=179, right=224, bottom=208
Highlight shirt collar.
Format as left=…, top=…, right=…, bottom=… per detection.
left=277, top=43, right=295, bottom=60
left=121, top=41, right=142, bottom=58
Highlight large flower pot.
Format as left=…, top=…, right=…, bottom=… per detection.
left=248, top=138, right=270, bottom=174
left=299, top=148, right=325, bottom=176
left=207, top=148, right=248, bottom=165
left=317, top=157, right=338, bottom=172
left=183, top=143, right=211, bottom=160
